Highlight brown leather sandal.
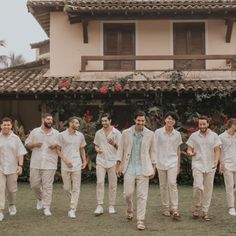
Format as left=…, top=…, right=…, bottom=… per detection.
left=162, top=209, right=171, bottom=217
left=137, top=220, right=145, bottom=230
left=126, top=211, right=133, bottom=221
left=172, top=209, right=181, bottom=220
left=193, top=208, right=200, bottom=219
left=202, top=213, right=210, bottom=221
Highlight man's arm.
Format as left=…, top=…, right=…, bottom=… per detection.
left=80, top=147, right=87, bottom=169
left=177, top=146, right=181, bottom=175
left=116, top=133, right=125, bottom=177
left=56, top=146, right=73, bottom=168
left=16, top=155, right=24, bottom=175
left=213, top=145, right=221, bottom=169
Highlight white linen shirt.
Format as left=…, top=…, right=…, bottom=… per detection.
left=219, top=131, right=236, bottom=171
left=94, top=127, right=121, bottom=168
left=58, top=129, right=86, bottom=172
left=25, top=127, right=59, bottom=170
left=0, top=131, right=27, bottom=175
left=186, top=130, right=221, bottom=173
left=155, top=127, right=182, bottom=170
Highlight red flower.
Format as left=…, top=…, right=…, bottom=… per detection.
left=223, top=116, right=228, bottom=125
left=83, top=110, right=93, bottom=123
left=100, top=86, right=108, bottom=94
left=187, top=127, right=197, bottom=134
left=114, top=84, right=122, bottom=92
left=58, top=80, right=70, bottom=89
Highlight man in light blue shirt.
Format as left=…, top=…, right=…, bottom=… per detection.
left=116, top=111, right=157, bottom=231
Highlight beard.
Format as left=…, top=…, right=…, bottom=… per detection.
left=72, top=125, right=79, bottom=131
left=44, top=121, right=52, bottom=129
left=199, top=128, right=207, bottom=134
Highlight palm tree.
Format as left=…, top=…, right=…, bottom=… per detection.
left=8, top=53, right=26, bottom=67
left=0, top=40, right=8, bottom=67
left=0, top=41, right=26, bottom=68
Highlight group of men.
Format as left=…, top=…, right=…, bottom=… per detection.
left=0, top=111, right=236, bottom=231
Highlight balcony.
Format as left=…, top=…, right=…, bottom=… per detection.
left=79, top=54, right=236, bottom=81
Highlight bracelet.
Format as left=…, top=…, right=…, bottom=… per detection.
left=18, top=165, right=23, bottom=169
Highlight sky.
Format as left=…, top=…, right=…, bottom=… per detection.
left=0, top=0, right=47, bottom=62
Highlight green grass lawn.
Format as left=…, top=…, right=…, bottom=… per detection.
left=0, top=183, right=236, bottom=236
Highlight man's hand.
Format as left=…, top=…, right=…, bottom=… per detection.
left=219, top=162, right=225, bottom=174
left=81, top=161, right=87, bottom=170
left=107, top=138, right=115, bottom=146
left=212, top=159, right=218, bottom=170
left=177, top=166, right=181, bottom=175
left=149, top=167, right=156, bottom=179
left=64, top=159, right=73, bottom=168
left=187, top=151, right=196, bottom=157
left=16, top=166, right=23, bottom=175
left=33, top=142, right=43, bottom=148
left=116, top=163, right=122, bottom=177
left=95, top=146, right=103, bottom=154
left=48, top=144, right=58, bottom=150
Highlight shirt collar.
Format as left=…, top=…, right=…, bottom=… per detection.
left=132, top=125, right=144, bottom=137
left=197, top=129, right=211, bottom=137
left=225, top=130, right=236, bottom=138
left=40, top=126, right=54, bottom=135
left=102, top=126, right=115, bottom=135
left=163, top=126, right=174, bottom=135
left=66, top=129, right=79, bottom=136
left=0, top=131, right=14, bottom=138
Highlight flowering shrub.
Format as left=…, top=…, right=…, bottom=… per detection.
left=100, top=86, right=108, bottom=94
left=114, top=84, right=122, bottom=92
left=58, top=80, right=70, bottom=89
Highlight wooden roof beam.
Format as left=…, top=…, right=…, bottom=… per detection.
left=82, top=20, right=88, bottom=44
left=226, top=19, right=234, bottom=43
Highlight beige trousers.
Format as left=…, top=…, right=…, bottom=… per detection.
left=124, top=173, right=149, bottom=221
left=158, top=167, right=178, bottom=210
left=0, top=171, right=18, bottom=210
left=96, top=164, right=117, bottom=206
left=61, top=170, right=81, bottom=210
left=223, top=169, right=236, bottom=208
left=192, top=168, right=216, bottom=213
left=30, top=168, right=56, bottom=208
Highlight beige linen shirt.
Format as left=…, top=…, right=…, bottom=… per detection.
left=186, top=130, right=221, bottom=173
left=155, top=127, right=182, bottom=170
left=25, top=127, right=59, bottom=170
left=94, top=127, right=121, bottom=168
left=58, top=129, right=86, bottom=172
left=219, top=131, right=236, bottom=171
left=0, top=131, right=27, bottom=175
left=117, top=126, right=157, bottom=177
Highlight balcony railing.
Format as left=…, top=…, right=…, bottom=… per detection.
left=81, top=54, right=236, bottom=72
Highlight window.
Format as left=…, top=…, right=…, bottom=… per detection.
left=173, top=23, right=205, bottom=69
left=104, top=23, right=135, bottom=71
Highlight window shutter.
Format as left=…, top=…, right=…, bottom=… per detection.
left=104, top=23, right=135, bottom=71
left=174, top=23, right=205, bottom=70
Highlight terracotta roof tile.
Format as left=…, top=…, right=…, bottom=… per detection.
left=65, top=0, right=236, bottom=13
left=1, top=60, right=236, bottom=97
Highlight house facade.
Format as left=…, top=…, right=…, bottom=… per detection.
left=1, top=0, right=236, bottom=131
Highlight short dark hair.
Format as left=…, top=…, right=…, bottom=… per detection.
left=134, top=110, right=146, bottom=119
left=227, top=118, right=236, bottom=129
left=68, top=116, right=80, bottom=124
left=164, top=111, right=179, bottom=121
left=1, top=117, right=12, bottom=124
left=41, top=113, right=53, bottom=119
left=101, top=113, right=111, bottom=120
left=198, top=116, right=209, bottom=123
